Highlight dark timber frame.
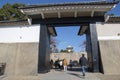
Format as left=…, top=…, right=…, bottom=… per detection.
left=36, top=16, right=104, bottom=73
left=89, top=24, right=99, bottom=72
left=32, top=16, right=104, bottom=26
left=19, top=1, right=119, bottom=73
left=38, top=24, right=50, bottom=73
left=86, top=24, right=99, bottom=72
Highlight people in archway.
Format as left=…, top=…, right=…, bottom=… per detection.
left=62, top=59, right=68, bottom=72
left=79, top=54, right=87, bottom=77
left=54, top=59, right=60, bottom=69
left=50, top=59, right=54, bottom=69
left=69, top=59, right=73, bottom=70
left=59, top=60, right=63, bottom=70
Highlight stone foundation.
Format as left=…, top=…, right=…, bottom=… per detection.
left=0, top=43, right=38, bottom=76
left=99, top=40, right=120, bottom=74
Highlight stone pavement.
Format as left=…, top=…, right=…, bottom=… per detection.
left=38, top=69, right=100, bottom=80
left=1, top=69, right=120, bottom=80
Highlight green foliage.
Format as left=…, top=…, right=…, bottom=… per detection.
left=60, top=49, right=68, bottom=53
left=109, top=13, right=114, bottom=16
left=0, top=3, right=27, bottom=21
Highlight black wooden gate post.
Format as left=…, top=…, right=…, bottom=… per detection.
left=38, top=24, right=50, bottom=73
left=89, top=24, right=99, bottom=72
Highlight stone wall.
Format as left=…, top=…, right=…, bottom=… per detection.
left=0, top=43, right=38, bottom=76
left=0, top=43, right=88, bottom=76
left=99, top=40, right=120, bottom=74
left=50, top=52, right=87, bottom=64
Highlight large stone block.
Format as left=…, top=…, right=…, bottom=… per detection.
left=15, top=43, right=38, bottom=76
left=99, top=40, right=120, bottom=74
left=0, top=43, right=39, bottom=76
left=0, top=44, right=17, bottom=75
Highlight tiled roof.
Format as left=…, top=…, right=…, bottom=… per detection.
left=0, top=20, right=29, bottom=26
left=106, top=16, right=120, bottom=23
left=19, top=1, right=119, bottom=9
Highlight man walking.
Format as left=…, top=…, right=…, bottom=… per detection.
left=79, top=54, right=87, bottom=77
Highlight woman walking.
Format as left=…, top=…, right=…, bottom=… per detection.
left=63, top=59, right=68, bottom=72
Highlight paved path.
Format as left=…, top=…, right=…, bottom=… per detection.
left=1, top=69, right=120, bottom=80
left=38, top=69, right=100, bottom=80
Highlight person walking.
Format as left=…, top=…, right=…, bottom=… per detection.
left=50, top=59, right=54, bottom=69
left=69, top=59, right=73, bottom=70
left=62, top=59, right=68, bottom=72
left=79, top=54, right=87, bottom=77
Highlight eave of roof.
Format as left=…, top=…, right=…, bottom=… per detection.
left=19, top=1, right=119, bottom=19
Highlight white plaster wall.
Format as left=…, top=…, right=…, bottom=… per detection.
left=0, top=25, right=40, bottom=43
left=96, top=23, right=120, bottom=40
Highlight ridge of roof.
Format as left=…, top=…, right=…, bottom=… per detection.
left=19, top=1, right=119, bottom=9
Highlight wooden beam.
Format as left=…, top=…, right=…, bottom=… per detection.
left=74, top=11, right=77, bottom=18
left=32, top=16, right=104, bottom=26
left=58, top=12, right=61, bottom=18
left=40, top=12, right=45, bottom=19
left=91, top=10, right=94, bottom=17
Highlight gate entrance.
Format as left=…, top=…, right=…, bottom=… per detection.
left=19, top=1, right=118, bottom=73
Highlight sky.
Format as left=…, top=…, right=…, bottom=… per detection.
left=0, top=0, right=120, bottom=52
left=55, top=27, right=86, bottom=52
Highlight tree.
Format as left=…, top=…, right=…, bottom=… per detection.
left=0, top=3, right=27, bottom=21
left=79, top=40, right=86, bottom=52
left=50, top=36, right=59, bottom=53
left=60, top=49, right=68, bottom=53
left=109, top=13, right=114, bottom=16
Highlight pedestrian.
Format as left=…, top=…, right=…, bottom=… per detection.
left=54, top=59, right=59, bottom=69
left=59, top=60, right=63, bottom=70
left=69, top=59, right=73, bottom=70
left=62, top=59, right=68, bottom=72
left=50, top=59, right=54, bottom=69
left=79, top=54, right=87, bottom=77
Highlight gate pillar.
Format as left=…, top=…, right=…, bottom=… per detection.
left=38, top=24, right=50, bottom=73
left=86, top=24, right=99, bottom=72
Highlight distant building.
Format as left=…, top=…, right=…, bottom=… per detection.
left=66, top=45, right=74, bottom=53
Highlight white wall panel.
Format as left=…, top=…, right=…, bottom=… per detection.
left=96, top=23, right=120, bottom=40
left=0, top=25, right=40, bottom=43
